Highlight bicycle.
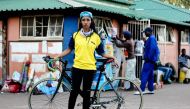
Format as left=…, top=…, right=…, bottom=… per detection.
left=28, top=56, right=143, bottom=109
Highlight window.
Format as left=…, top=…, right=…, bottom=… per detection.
left=35, top=16, right=48, bottom=37
left=21, top=17, right=34, bottom=36
left=166, top=27, right=176, bottom=43
left=181, top=29, right=189, bottom=43
left=47, top=16, right=63, bottom=37
left=94, top=17, right=113, bottom=34
left=128, top=20, right=149, bottom=40
left=94, top=17, right=103, bottom=33
left=21, top=16, right=63, bottom=38
left=151, top=24, right=166, bottom=42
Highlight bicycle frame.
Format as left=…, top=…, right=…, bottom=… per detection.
left=46, top=57, right=120, bottom=108
left=29, top=56, right=143, bottom=109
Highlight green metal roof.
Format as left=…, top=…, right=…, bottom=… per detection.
left=0, top=0, right=71, bottom=12
left=105, top=0, right=134, bottom=5
left=0, top=0, right=149, bottom=19
left=130, top=0, right=190, bottom=22
left=0, top=0, right=190, bottom=26
left=76, top=0, right=190, bottom=26
left=76, top=0, right=130, bottom=15
left=76, top=0, right=153, bottom=19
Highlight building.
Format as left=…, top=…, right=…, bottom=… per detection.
left=0, top=0, right=190, bottom=82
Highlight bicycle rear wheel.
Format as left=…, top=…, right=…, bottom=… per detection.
left=97, top=78, right=143, bottom=109
left=28, top=78, right=71, bottom=109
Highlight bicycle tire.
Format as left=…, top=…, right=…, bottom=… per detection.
left=97, top=77, right=143, bottom=109
left=28, top=78, right=71, bottom=109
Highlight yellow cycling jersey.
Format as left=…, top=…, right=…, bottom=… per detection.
left=69, top=31, right=105, bottom=70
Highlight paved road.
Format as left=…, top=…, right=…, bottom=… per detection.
left=0, top=83, right=189, bottom=109
left=142, top=83, right=190, bottom=109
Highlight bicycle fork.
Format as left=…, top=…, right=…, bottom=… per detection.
left=49, top=73, right=65, bottom=102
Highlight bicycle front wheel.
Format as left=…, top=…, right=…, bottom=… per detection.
left=97, top=78, right=143, bottom=109
left=28, top=78, right=71, bottom=109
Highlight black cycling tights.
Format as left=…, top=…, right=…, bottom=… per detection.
left=68, top=67, right=95, bottom=109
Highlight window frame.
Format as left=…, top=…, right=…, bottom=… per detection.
left=150, top=24, right=167, bottom=43
left=180, top=29, right=190, bottom=44
left=93, top=16, right=113, bottom=34
left=20, top=15, right=64, bottom=40
left=166, top=26, right=176, bottom=43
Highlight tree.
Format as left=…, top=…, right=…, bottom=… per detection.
left=160, top=0, right=190, bottom=9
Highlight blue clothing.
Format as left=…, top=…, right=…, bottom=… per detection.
left=140, top=34, right=160, bottom=92
left=140, top=62, right=154, bottom=92
left=144, top=35, right=160, bottom=63
left=158, top=67, right=172, bottom=81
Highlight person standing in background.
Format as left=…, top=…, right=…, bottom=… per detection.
left=112, top=31, right=136, bottom=89
left=111, top=29, right=126, bottom=78
left=135, top=27, right=160, bottom=94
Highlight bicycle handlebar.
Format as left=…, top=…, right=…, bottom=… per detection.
left=42, top=56, right=68, bottom=72
left=96, top=58, right=114, bottom=65
left=43, top=56, right=114, bottom=72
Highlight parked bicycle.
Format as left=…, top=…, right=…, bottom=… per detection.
left=28, top=56, right=143, bottom=109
